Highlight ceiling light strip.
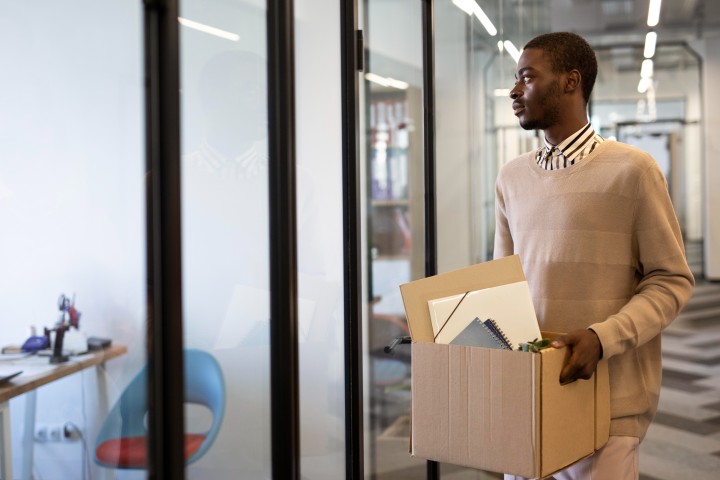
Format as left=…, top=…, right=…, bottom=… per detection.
left=453, top=0, right=497, bottom=36
left=644, top=32, right=657, bottom=58
left=178, top=17, right=240, bottom=42
left=647, top=0, right=662, bottom=27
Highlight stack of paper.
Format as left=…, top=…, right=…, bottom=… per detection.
left=428, top=280, right=541, bottom=350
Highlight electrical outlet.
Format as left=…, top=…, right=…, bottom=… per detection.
left=63, top=422, right=82, bottom=441
left=49, top=424, right=62, bottom=442
left=34, top=425, right=48, bottom=442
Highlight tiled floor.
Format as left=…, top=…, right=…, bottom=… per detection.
left=638, top=256, right=720, bottom=480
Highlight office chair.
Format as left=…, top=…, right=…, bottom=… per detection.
left=95, top=349, right=225, bottom=468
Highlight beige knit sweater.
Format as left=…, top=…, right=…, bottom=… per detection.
left=494, top=140, right=694, bottom=439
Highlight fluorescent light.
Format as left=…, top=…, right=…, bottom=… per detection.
left=503, top=40, right=522, bottom=63
left=453, top=0, right=497, bottom=36
left=641, top=59, right=654, bottom=78
left=452, top=0, right=474, bottom=16
left=647, top=0, right=662, bottom=27
left=385, top=77, right=410, bottom=90
left=178, top=17, right=240, bottom=42
left=497, top=40, right=504, bottom=52
left=472, top=3, right=497, bottom=36
left=493, top=89, right=511, bottom=97
left=637, top=77, right=651, bottom=93
left=365, top=73, right=409, bottom=90
left=644, top=32, right=657, bottom=58
left=365, top=73, right=390, bottom=87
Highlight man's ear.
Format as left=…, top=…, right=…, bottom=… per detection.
left=565, top=70, right=581, bottom=94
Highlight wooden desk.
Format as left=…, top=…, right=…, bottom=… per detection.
left=0, top=345, right=127, bottom=480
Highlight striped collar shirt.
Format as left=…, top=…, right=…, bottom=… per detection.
left=536, top=123, right=604, bottom=170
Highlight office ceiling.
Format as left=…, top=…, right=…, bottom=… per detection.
left=467, top=0, right=720, bottom=45
left=550, top=0, right=720, bottom=44
left=467, top=0, right=713, bottom=73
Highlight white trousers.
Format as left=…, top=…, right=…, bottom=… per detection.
left=504, top=436, right=640, bottom=480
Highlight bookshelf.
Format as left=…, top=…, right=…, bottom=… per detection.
left=368, top=86, right=424, bottom=282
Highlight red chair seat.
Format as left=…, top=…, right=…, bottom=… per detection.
left=96, top=434, right=206, bottom=468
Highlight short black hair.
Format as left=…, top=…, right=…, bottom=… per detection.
left=524, top=32, right=598, bottom=104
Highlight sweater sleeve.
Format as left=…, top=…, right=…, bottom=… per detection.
left=590, top=162, right=695, bottom=359
left=493, top=174, right=514, bottom=259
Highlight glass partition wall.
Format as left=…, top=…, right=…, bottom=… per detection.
left=2, top=0, right=349, bottom=478
left=178, top=1, right=272, bottom=477
left=178, top=0, right=347, bottom=477
left=362, top=1, right=707, bottom=479
left=2, top=1, right=711, bottom=479
left=362, top=0, right=426, bottom=477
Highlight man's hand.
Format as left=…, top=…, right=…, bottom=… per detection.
left=551, top=329, right=603, bottom=385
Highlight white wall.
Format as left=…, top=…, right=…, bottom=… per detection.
left=701, top=35, right=720, bottom=279
left=1, top=2, right=145, bottom=479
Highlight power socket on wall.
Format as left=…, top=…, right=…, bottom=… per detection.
left=34, top=423, right=81, bottom=443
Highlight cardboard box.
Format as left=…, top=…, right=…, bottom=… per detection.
left=400, top=256, right=610, bottom=478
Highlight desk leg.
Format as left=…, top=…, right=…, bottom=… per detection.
left=22, top=390, right=37, bottom=480
left=0, top=400, right=13, bottom=480
left=96, top=364, right=112, bottom=480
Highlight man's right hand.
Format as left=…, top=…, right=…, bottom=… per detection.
left=551, top=329, right=602, bottom=385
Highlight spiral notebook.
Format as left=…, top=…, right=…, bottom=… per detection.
left=450, top=317, right=513, bottom=350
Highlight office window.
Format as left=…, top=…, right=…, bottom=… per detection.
left=179, top=0, right=272, bottom=477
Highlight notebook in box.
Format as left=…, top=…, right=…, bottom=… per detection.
left=450, top=317, right=512, bottom=349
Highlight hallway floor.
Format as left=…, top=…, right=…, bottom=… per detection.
left=638, top=277, right=720, bottom=479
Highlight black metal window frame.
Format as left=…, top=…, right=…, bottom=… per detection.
left=144, top=0, right=306, bottom=477
left=267, top=0, right=301, bottom=478
left=341, top=0, right=365, bottom=479
left=143, top=0, right=372, bottom=477
left=143, top=0, right=186, bottom=478
left=422, top=0, right=439, bottom=479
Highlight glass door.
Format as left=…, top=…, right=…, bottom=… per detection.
left=362, top=0, right=426, bottom=477
left=178, top=0, right=348, bottom=477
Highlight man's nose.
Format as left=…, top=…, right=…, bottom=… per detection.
left=509, top=85, right=520, bottom=99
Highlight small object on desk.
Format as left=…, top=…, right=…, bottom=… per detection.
left=46, top=292, right=82, bottom=364
left=21, top=335, right=50, bottom=353
left=87, top=336, right=112, bottom=351
left=0, top=370, right=22, bottom=384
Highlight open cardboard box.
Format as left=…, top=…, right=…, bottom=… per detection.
left=400, top=255, right=610, bottom=479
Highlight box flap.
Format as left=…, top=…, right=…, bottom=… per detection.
left=538, top=347, right=596, bottom=477
left=594, top=359, right=611, bottom=449
left=400, top=255, right=526, bottom=343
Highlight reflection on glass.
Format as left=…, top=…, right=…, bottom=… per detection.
left=364, top=0, right=425, bottom=477
left=294, top=0, right=347, bottom=477
left=180, top=1, right=271, bottom=477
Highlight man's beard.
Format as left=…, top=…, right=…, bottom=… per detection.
left=519, top=81, right=563, bottom=131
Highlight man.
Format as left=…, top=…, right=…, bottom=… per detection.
left=495, top=32, right=694, bottom=480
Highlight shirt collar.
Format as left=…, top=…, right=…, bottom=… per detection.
left=544, top=123, right=596, bottom=161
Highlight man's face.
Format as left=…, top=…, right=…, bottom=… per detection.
left=510, top=48, right=563, bottom=131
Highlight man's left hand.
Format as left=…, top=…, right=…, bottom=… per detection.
left=551, top=329, right=602, bottom=385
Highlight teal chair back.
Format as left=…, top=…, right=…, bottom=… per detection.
left=95, top=349, right=225, bottom=468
